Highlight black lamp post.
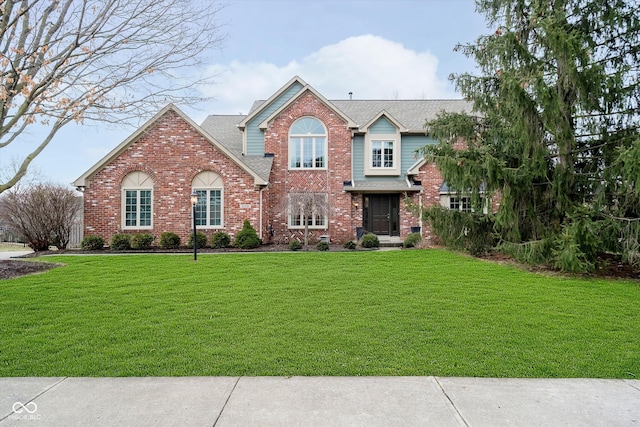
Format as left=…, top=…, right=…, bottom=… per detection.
left=190, top=191, right=198, bottom=261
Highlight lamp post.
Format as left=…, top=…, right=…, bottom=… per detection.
left=190, top=191, right=198, bottom=261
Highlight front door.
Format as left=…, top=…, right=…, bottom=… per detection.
left=364, top=194, right=400, bottom=236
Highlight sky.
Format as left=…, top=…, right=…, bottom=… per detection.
left=3, top=0, right=490, bottom=188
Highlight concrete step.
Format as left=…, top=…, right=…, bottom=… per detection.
left=377, top=235, right=403, bottom=247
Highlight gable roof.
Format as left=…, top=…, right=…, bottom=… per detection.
left=236, top=76, right=308, bottom=130
left=73, top=104, right=269, bottom=188
left=332, top=99, right=473, bottom=133
left=199, top=115, right=273, bottom=182
left=258, top=85, right=358, bottom=130
left=358, top=110, right=406, bottom=132
left=237, top=98, right=473, bottom=134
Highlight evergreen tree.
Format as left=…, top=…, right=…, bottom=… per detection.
left=421, top=0, right=640, bottom=272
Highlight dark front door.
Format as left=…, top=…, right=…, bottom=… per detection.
left=365, top=194, right=400, bottom=236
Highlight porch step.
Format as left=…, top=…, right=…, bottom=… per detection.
left=377, top=235, right=403, bottom=247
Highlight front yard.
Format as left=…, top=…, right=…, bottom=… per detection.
left=1, top=250, right=638, bottom=378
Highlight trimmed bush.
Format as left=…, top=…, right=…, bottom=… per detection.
left=110, top=233, right=131, bottom=250
left=210, top=231, right=231, bottom=249
left=159, top=232, right=181, bottom=249
left=403, top=232, right=422, bottom=248
left=130, top=233, right=154, bottom=250
left=360, top=233, right=380, bottom=249
left=343, top=240, right=357, bottom=250
left=187, top=231, right=208, bottom=249
left=233, top=220, right=261, bottom=249
left=316, top=241, right=330, bottom=251
left=81, top=235, right=105, bottom=251
left=289, top=239, right=302, bottom=251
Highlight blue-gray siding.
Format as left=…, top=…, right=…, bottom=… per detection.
left=246, top=81, right=304, bottom=155
left=369, top=117, right=396, bottom=134
left=401, top=135, right=437, bottom=172
left=352, top=134, right=437, bottom=182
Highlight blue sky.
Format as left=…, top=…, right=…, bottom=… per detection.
left=5, top=0, right=489, bottom=187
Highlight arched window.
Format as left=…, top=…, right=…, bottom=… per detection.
left=192, top=171, right=224, bottom=227
left=121, top=171, right=153, bottom=229
left=288, top=117, right=327, bottom=169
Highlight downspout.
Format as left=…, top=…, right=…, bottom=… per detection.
left=419, top=188, right=423, bottom=234
left=259, top=186, right=264, bottom=240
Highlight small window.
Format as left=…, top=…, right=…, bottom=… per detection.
left=449, top=196, right=472, bottom=212
left=287, top=193, right=328, bottom=229
left=122, top=172, right=153, bottom=229
left=192, top=171, right=224, bottom=228
left=371, top=140, right=394, bottom=168
left=289, top=117, right=327, bottom=169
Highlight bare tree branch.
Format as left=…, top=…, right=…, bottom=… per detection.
left=0, top=0, right=226, bottom=193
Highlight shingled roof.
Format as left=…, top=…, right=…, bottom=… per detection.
left=199, top=115, right=274, bottom=183
left=331, top=99, right=473, bottom=132
left=199, top=98, right=474, bottom=183
left=241, top=98, right=473, bottom=133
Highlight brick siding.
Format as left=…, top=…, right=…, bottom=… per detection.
left=83, top=110, right=262, bottom=245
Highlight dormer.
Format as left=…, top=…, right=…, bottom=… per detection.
left=360, top=111, right=404, bottom=177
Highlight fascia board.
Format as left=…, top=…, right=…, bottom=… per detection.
left=237, top=75, right=308, bottom=129
left=258, top=85, right=357, bottom=130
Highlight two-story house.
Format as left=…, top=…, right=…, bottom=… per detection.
left=73, top=76, right=473, bottom=245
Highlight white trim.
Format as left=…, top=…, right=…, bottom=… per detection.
left=73, top=104, right=268, bottom=188
left=359, top=110, right=406, bottom=133
left=258, top=85, right=357, bottom=130
left=364, top=133, right=401, bottom=176
left=121, top=188, right=154, bottom=230
left=237, top=76, right=308, bottom=130
left=191, top=188, right=224, bottom=229
left=288, top=117, right=328, bottom=170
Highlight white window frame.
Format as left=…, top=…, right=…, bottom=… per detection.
left=287, top=193, right=328, bottom=229
left=441, top=194, right=488, bottom=214
left=449, top=196, right=472, bottom=212
left=364, top=132, right=401, bottom=176
left=288, top=117, right=327, bottom=170
left=371, top=140, right=395, bottom=168
left=121, top=172, right=153, bottom=230
left=192, top=171, right=224, bottom=229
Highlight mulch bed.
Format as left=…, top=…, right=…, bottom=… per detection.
left=0, top=260, right=62, bottom=280
left=480, top=251, right=640, bottom=281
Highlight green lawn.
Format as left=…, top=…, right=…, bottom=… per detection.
left=1, top=250, right=638, bottom=378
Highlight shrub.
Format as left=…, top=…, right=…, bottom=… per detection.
left=403, top=232, right=422, bottom=248
left=187, top=231, right=208, bottom=249
left=360, top=233, right=380, bottom=248
left=110, top=233, right=131, bottom=250
left=289, top=239, right=302, bottom=251
left=316, top=241, right=330, bottom=251
left=130, top=233, right=154, bottom=250
left=233, top=219, right=261, bottom=249
left=343, top=240, right=357, bottom=250
left=81, top=235, right=105, bottom=251
left=210, top=231, right=231, bottom=249
left=159, top=232, right=181, bottom=249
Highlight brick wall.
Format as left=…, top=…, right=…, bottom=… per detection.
left=262, top=91, right=355, bottom=244
left=83, top=109, right=263, bottom=245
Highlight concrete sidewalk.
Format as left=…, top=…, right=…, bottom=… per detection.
left=1, top=377, right=639, bottom=426
left=0, top=250, right=33, bottom=260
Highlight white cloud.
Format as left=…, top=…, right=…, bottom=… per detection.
left=200, top=35, right=451, bottom=116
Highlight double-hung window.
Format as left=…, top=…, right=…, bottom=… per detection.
left=449, top=196, right=472, bottom=212
left=289, top=117, right=327, bottom=169
left=371, top=140, right=394, bottom=168
left=194, top=189, right=222, bottom=227
left=122, top=172, right=153, bottom=229
left=192, top=171, right=224, bottom=228
left=287, top=193, right=328, bottom=229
